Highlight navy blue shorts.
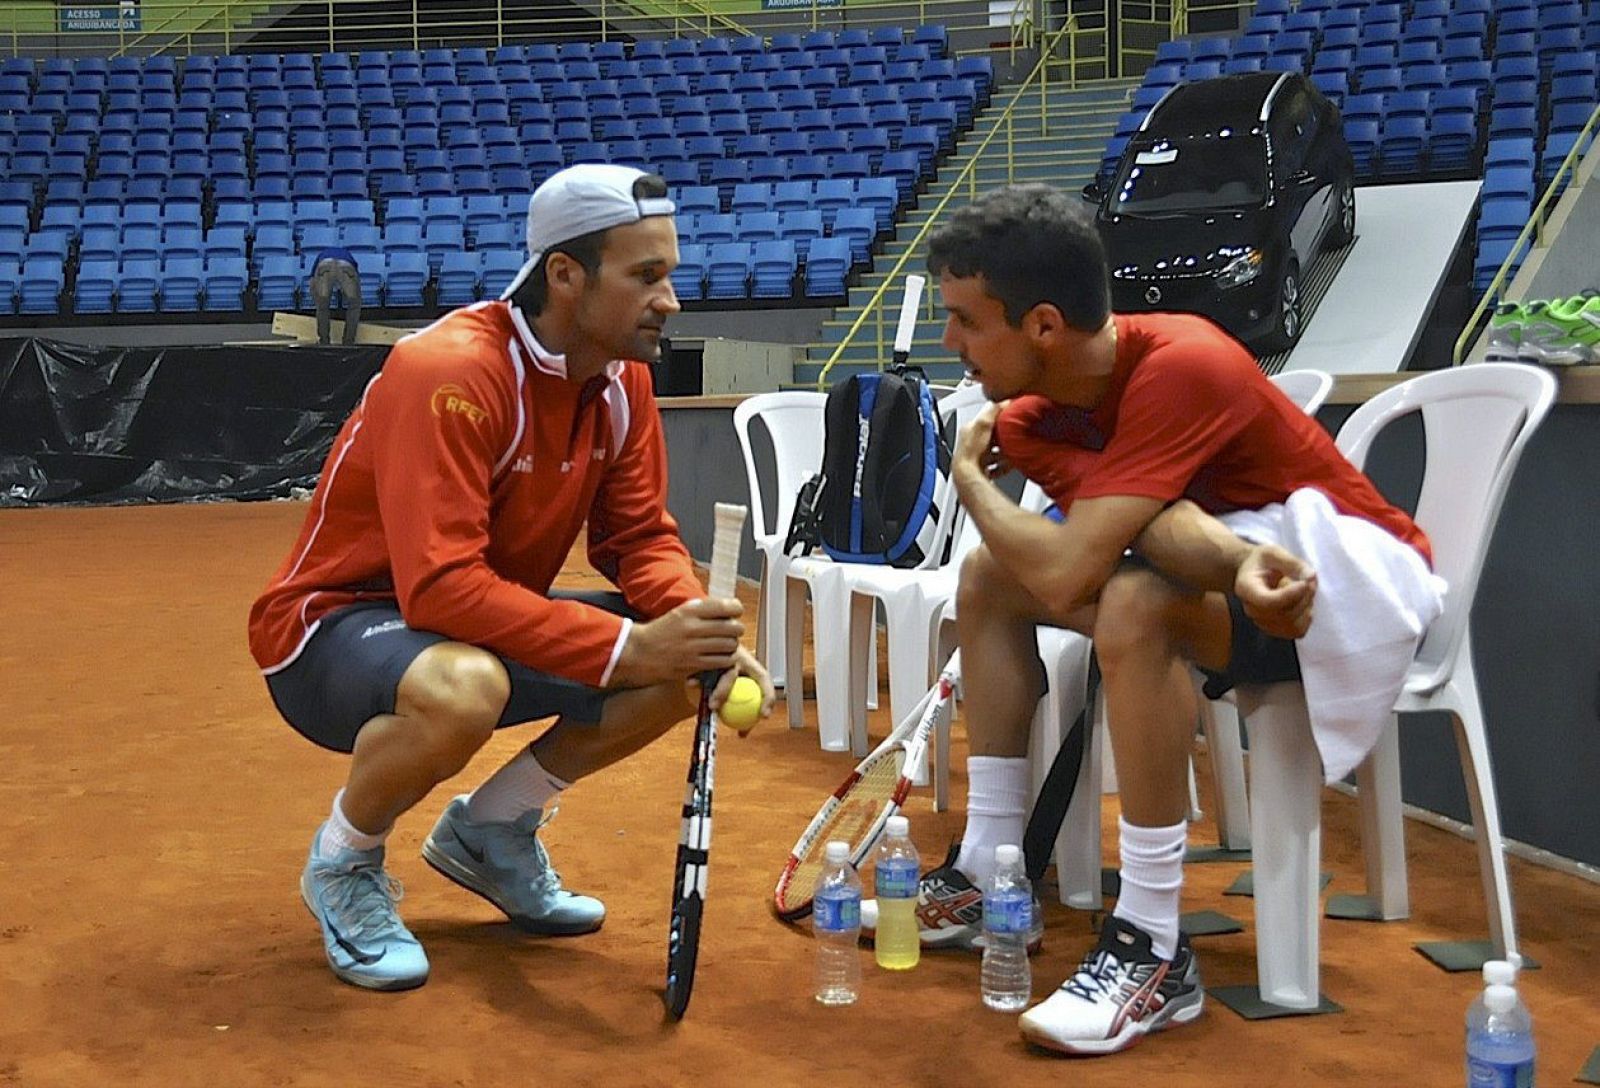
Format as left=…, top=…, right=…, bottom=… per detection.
left=1197, top=593, right=1302, bottom=699
left=265, top=590, right=637, bottom=753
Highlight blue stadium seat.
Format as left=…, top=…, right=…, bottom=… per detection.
left=672, top=242, right=707, bottom=301
left=1379, top=115, right=1428, bottom=175
left=856, top=177, right=898, bottom=226
left=436, top=251, right=482, bottom=305
left=1428, top=112, right=1478, bottom=173
left=751, top=240, right=798, bottom=299
left=117, top=258, right=160, bottom=313
left=0, top=258, right=19, bottom=314
left=161, top=257, right=204, bottom=311
left=74, top=259, right=118, bottom=314
left=257, top=255, right=301, bottom=310
left=422, top=222, right=465, bottom=274
left=19, top=257, right=64, bottom=313
left=385, top=251, right=429, bottom=306
left=830, top=207, right=878, bottom=262
left=1345, top=119, right=1381, bottom=177
left=804, top=236, right=851, bottom=297
left=778, top=209, right=825, bottom=261
left=705, top=242, right=752, bottom=299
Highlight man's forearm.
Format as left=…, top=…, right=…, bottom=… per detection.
left=1132, top=500, right=1253, bottom=592
left=955, top=466, right=1101, bottom=612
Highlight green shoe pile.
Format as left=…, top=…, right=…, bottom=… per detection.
left=1486, top=291, right=1600, bottom=367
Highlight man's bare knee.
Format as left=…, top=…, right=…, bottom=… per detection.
left=956, top=545, right=1014, bottom=617
left=395, top=645, right=509, bottom=765
left=1094, top=567, right=1183, bottom=665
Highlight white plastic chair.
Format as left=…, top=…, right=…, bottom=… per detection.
left=1195, top=368, right=1337, bottom=848
left=785, top=381, right=985, bottom=753
left=1237, top=363, right=1554, bottom=1009
left=929, top=483, right=1104, bottom=908
left=732, top=391, right=827, bottom=695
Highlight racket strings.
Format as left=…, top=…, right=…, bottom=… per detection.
left=785, top=751, right=906, bottom=903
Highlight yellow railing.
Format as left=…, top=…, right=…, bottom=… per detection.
left=5, top=0, right=1073, bottom=58
left=816, top=20, right=1081, bottom=387
left=1118, top=0, right=1185, bottom=76
left=1453, top=104, right=1600, bottom=366
left=111, top=0, right=234, bottom=57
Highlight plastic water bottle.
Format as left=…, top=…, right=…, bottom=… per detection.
left=813, top=841, right=862, bottom=1006
left=1466, top=959, right=1535, bottom=1087
left=980, top=843, right=1033, bottom=1011
left=872, top=815, right=921, bottom=970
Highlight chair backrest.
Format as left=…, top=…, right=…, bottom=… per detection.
left=1270, top=368, right=1334, bottom=415
left=1334, top=363, right=1554, bottom=690
left=732, top=390, right=827, bottom=543
left=922, top=381, right=993, bottom=571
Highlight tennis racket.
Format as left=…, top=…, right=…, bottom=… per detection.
left=663, top=501, right=747, bottom=1020
left=892, top=272, right=925, bottom=367
left=772, top=649, right=961, bottom=921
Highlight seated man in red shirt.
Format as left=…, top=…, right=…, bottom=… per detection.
left=910, top=184, right=1432, bottom=1054
left=248, top=165, right=774, bottom=991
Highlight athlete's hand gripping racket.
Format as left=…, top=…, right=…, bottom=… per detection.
left=663, top=502, right=747, bottom=1019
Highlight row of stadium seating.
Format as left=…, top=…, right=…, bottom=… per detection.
left=0, top=234, right=861, bottom=315
left=0, top=28, right=986, bottom=315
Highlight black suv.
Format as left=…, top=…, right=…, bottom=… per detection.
left=1089, top=71, right=1356, bottom=353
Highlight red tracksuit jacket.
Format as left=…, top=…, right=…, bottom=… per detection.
left=248, top=299, right=704, bottom=687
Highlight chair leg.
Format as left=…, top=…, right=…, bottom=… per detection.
left=932, top=617, right=956, bottom=813
left=1045, top=634, right=1100, bottom=910
left=1348, top=715, right=1410, bottom=920
left=758, top=548, right=788, bottom=689
left=847, top=592, right=876, bottom=761
left=1450, top=690, right=1518, bottom=961
left=807, top=568, right=857, bottom=754
left=1197, top=685, right=1252, bottom=851
left=784, top=576, right=808, bottom=732
left=1239, top=682, right=1323, bottom=1010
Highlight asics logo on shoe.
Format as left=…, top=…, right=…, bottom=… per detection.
left=916, top=886, right=981, bottom=930
left=1108, top=961, right=1172, bottom=1037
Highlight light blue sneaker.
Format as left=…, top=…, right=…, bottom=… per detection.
left=300, top=829, right=429, bottom=991
left=421, top=795, right=606, bottom=935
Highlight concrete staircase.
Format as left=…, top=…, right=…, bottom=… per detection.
left=798, top=76, right=1138, bottom=387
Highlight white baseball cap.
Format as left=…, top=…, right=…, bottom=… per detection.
left=501, top=164, right=676, bottom=300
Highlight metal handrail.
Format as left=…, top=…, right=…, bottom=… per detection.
left=111, top=0, right=233, bottom=57
left=1452, top=103, right=1600, bottom=366
left=815, top=19, right=1081, bottom=388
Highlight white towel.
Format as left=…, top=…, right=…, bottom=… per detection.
left=1220, top=488, right=1448, bottom=783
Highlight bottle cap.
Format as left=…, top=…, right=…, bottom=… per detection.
left=1482, top=959, right=1517, bottom=986
left=1483, top=984, right=1517, bottom=1014
left=995, top=844, right=1021, bottom=866
left=825, top=841, right=849, bottom=864
left=886, top=815, right=909, bottom=838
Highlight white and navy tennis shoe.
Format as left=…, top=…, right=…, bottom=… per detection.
left=1020, top=914, right=1204, bottom=1055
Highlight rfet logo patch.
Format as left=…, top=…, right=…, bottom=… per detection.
left=431, top=383, right=488, bottom=425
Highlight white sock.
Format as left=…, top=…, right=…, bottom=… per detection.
left=317, top=789, right=388, bottom=858
left=955, top=756, right=1031, bottom=889
left=1112, top=816, right=1187, bottom=960
left=466, top=746, right=571, bottom=824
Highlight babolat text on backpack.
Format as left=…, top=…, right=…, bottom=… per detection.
left=792, top=365, right=951, bottom=568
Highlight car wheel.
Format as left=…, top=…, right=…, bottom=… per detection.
left=1324, top=182, right=1356, bottom=249
left=1261, top=258, right=1303, bottom=354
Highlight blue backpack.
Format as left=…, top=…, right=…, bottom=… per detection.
left=790, top=365, right=951, bottom=568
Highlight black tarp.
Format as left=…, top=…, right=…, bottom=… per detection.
left=0, top=338, right=389, bottom=506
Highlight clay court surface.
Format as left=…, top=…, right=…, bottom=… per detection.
left=2, top=501, right=1595, bottom=1087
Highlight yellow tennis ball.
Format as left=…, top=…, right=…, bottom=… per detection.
left=719, top=676, right=764, bottom=730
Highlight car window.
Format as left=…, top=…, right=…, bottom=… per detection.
left=1110, top=133, right=1269, bottom=213
left=1274, top=89, right=1318, bottom=177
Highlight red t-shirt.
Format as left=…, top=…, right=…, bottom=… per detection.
left=247, top=300, right=705, bottom=686
left=996, top=312, right=1431, bottom=564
